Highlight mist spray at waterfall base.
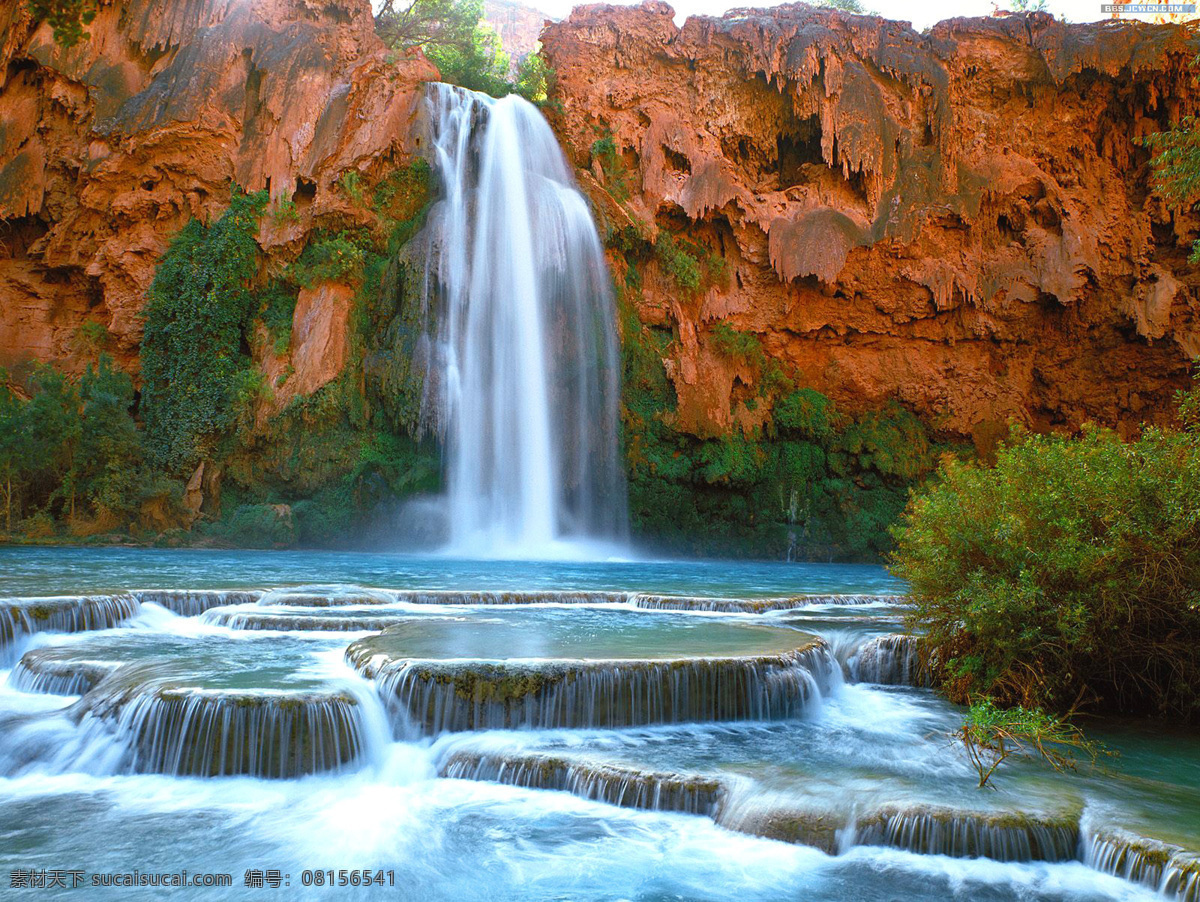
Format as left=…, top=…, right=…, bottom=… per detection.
left=397, top=84, right=628, bottom=562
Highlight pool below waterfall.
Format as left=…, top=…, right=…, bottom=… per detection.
left=0, top=547, right=1196, bottom=901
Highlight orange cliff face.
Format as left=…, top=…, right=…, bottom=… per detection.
left=1, top=0, right=1198, bottom=454
left=542, top=2, right=1200, bottom=448
left=0, top=0, right=434, bottom=387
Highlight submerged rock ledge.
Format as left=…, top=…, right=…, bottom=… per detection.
left=1085, top=827, right=1200, bottom=902
left=439, top=748, right=725, bottom=816
left=10, top=648, right=120, bottom=696
left=76, top=674, right=367, bottom=779
left=436, top=746, right=1166, bottom=879
left=348, top=631, right=837, bottom=734
left=0, top=595, right=141, bottom=657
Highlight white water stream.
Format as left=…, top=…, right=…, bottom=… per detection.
left=420, top=85, right=627, bottom=559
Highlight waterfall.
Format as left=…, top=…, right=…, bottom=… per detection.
left=439, top=748, right=726, bottom=816
left=349, top=642, right=839, bottom=735
left=418, top=84, right=627, bottom=558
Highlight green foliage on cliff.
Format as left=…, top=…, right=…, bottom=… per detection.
left=1145, top=85, right=1200, bottom=263
left=616, top=283, right=945, bottom=558
left=284, top=231, right=369, bottom=289
left=891, top=400, right=1200, bottom=720
left=0, top=355, right=178, bottom=536
left=76, top=357, right=143, bottom=520
left=375, top=0, right=552, bottom=102
left=210, top=162, right=441, bottom=549
left=591, top=131, right=633, bottom=202
left=2, top=159, right=442, bottom=548
left=259, top=282, right=296, bottom=356
left=26, top=0, right=97, bottom=47
left=514, top=52, right=554, bottom=104
left=140, top=188, right=268, bottom=473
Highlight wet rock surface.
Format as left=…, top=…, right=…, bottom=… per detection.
left=543, top=4, right=1200, bottom=446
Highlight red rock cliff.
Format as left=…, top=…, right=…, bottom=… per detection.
left=542, top=2, right=1200, bottom=447
left=0, top=0, right=433, bottom=386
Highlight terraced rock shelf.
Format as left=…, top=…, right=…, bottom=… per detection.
left=0, top=550, right=1195, bottom=902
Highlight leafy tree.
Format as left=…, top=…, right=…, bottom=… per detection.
left=21, top=366, right=82, bottom=518
left=0, top=374, right=28, bottom=531
left=376, top=0, right=553, bottom=101
left=25, top=0, right=97, bottom=47
left=375, top=0, right=482, bottom=58
left=424, top=21, right=510, bottom=96
left=514, top=51, right=554, bottom=103
left=1145, top=66, right=1200, bottom=262
left=891, top=406, right=1200, bottom=720
left=956, top=699, right=1104, bottom=788
left=140, top=189, right=268, bottom=473
left=77, top=354, right=142, bottom=519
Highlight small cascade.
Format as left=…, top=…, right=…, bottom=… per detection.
left=75, top=672, right=369, bottom=778
left=253, top=587, right=398, bottom=607
left=1083, top=827, right=1200, bottom=902
left=418, top=83, right=627, bottom=556
left=845, top=635, right=931, bottom=687
left=439, top=749, right=725, bottom=816
left=350, top=641, right=838, bottom=735
left=205, top=610, right=408, bottom=632
left=9, top=649, right=117, bottom=696
left=133, top=589, right=263, bottom=616
left=630, top=594, right=909, bottom=613
left=252, top=589, right=631, bottom=608
left=853, top=806, right=1080, bottom=862
left=0, top=595, right=141, bottom=659
left=716, top=798, right=845, bottom=854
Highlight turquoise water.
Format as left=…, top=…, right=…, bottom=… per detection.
left=0, top=547, right=905, bottom=597
left=0, top=550, right=1193, bottom=901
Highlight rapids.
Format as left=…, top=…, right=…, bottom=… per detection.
left=0, top=547, right=1196, bottom=901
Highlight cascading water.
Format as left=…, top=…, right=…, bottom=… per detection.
left=417, top=84, right=627, bottom=558
left=3, top=551, right=1198, bottom=902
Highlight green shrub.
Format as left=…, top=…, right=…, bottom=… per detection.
left=655, top=234, right=726, bottom=296
left=339, top=171, right=365, bottom=206
left=655, top=234, right=701, bottom=292
left=77, top=355, right=142, bottom=519
left=211, top=503, right=297, bottom=549
left=28, top=0, right=97, bottom=47
left=891, top=419, right=1200, bottom=719
left=374, top=160, right=434, bottom=251
left=514, top=52, right=554, bottom=104
left=72, top=320, right=110, bottom=357
left=285, top=231, right=368, bottom=288
left=956, top=698, right=1105, bottom=788
left=140, top=188, right=267, bottom=473
left=591, top=130, right=633, bottom=201
left=270, top=196, right=300, bottom=225
left=258, top=281, right=297, bottom=355
left=617, top=287, right=944, bottom=558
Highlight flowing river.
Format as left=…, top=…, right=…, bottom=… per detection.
left=1, top=547, right=1196, bottom=900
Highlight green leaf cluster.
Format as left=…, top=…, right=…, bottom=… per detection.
left=375, top=0, right=555, bottom=102
left=891, top=405, right=1200, bottom=719
left=957, top=698, right=1104, bottom=788
left=140, top=188, right=268, bottom=473
left=1145, top=100, right=1200, bottom=263
left=617, top=287, right=945, bottom=559
left=26, top=0, right=97, bottom=47
left=655, top=234, right=727, bottom=296
left=0, top=356, right=172, bottom=535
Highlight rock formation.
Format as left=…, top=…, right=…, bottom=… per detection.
left=542, top=2, right=1200, bottom=447
left=3, top=0, right=1200, bottom=551
left=484, top=0, right=553, bottom=69
left=0, top=0, right=433, bottom=392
